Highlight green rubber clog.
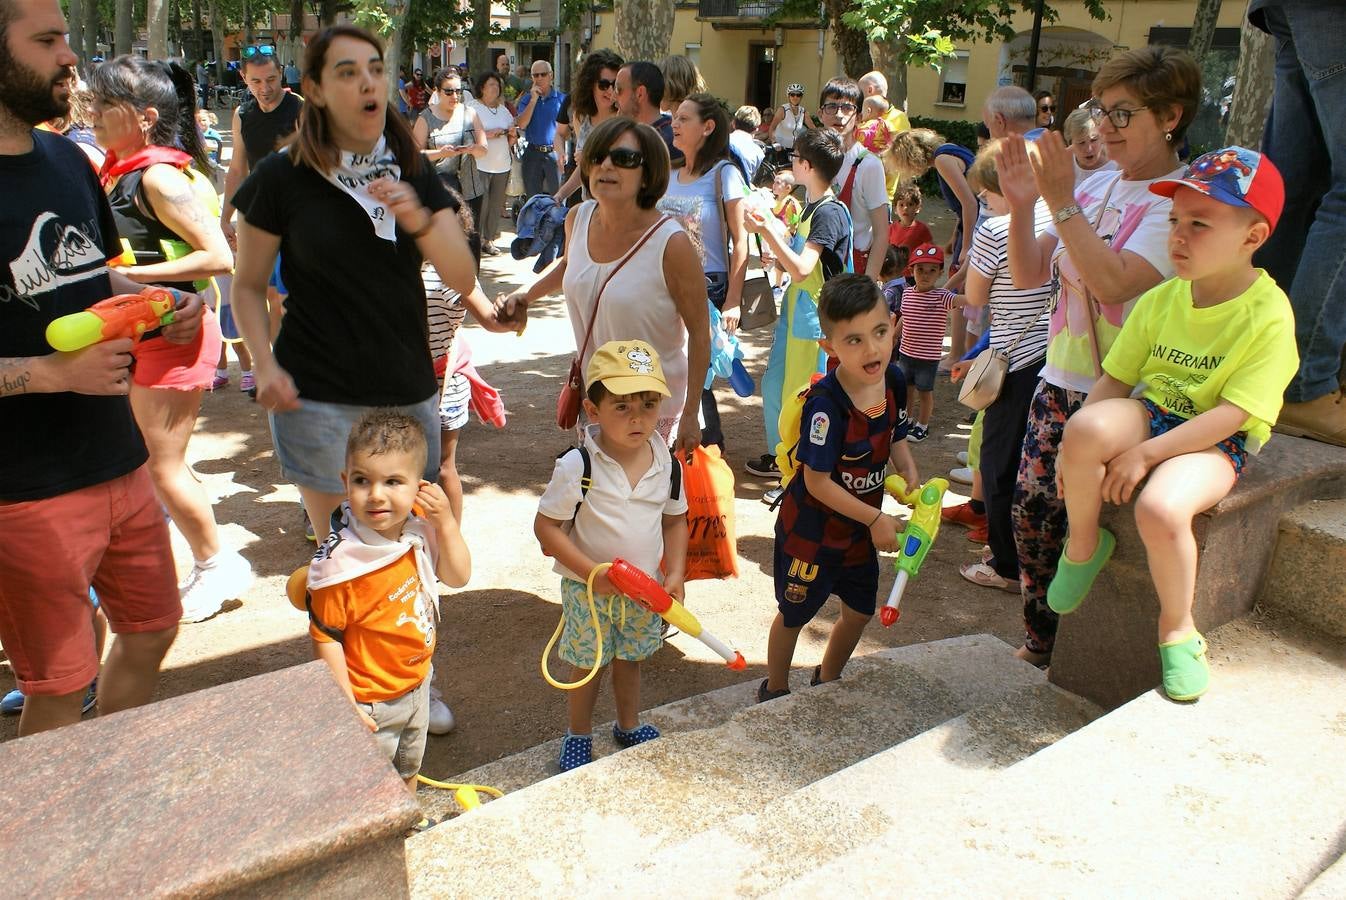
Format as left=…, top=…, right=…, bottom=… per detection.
left=1046, top=528, right=1116, bottom=615
left=1159, top=631, right=1209, bottom=701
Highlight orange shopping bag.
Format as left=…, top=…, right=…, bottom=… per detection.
left=675, top=445, right=739, bottom=581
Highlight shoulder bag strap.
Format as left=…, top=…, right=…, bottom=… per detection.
left=575, top=214, right=672, bottom=360
left=1080, top=174, right=1123, bottom=378
left=715, top=161, right=729, bottom=256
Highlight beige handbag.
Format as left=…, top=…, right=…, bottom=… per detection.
left=957, top=307, right=1045, bottom=411
left=716, top=163, right=778, bottom=331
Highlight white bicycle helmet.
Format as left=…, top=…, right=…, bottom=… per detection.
left=786, top=83, right=804, bottom=95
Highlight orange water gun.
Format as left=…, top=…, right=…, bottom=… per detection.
left=45, top=287, right=180, bottom=352
left=607, top=559, right=747, bottom=670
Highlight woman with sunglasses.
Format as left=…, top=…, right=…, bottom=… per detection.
left=1034, top=90, right=1057, bottom=130
left=496, top=117, right=709, bottom=454
left=414, top=68, right=489, bottom=228
left=229, top=26, right=476, bottom=541
left=469, top=70, right=518, bottom=255
left=665, top=93, right=749, bottom=449
left=768, top=83, right=811, bottom=162
left=996, top=46, right=1201, bottom=669
left=87, top=57, right=243, bottom=622
left=554, top=49, right=624, bottom=205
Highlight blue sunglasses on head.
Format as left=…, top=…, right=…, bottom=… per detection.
left=242, top=45, right=275, bottom=60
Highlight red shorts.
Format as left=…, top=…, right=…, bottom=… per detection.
left=0, top=466, right=180, bottom=695
left=852, top=249, right=869, bottom=276
left=132, top=307, right=222, bottom=390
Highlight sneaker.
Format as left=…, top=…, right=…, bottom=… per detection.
left=558, top=732, right=593, bottom=772
left=82, top=677, right=97, bottom=715
left=949, top=466, right=974, bottom=485
left=209, top=373, right=229, bottom=391
left=612, top=722, right=660, bottom=748
left=428, top=682, right=455, bottom=735
left=762, top=485, right=784, bottom=507
left=746, top=454, right=780, bottom=477
left=941, top=501, right=987, bottom=529
left=959, top=561, right=1021, bottom=592
left=239, top=372, right=255, bottom=393
left=966, top=523, right=989, bottom=543
left=303, top=513, right=317, bottom=543
left=955, top=450, right=969, bottom=465
left=0, top=688, right=24, bottom=715
left=179, top=551, right=254, bottom=623
left=907, top=424, right=929, bottom=443
left=756, top=679, right=791, bottom=703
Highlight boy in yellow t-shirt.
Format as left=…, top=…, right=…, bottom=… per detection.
left=1047, top=147, right=1296, bottom=702
left=307, top=411, right=471, bottom=804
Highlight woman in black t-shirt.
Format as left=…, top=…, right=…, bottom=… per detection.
left=231, top=25, right=475, bottom=539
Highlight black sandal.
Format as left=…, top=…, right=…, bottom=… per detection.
left=756, top=679, right=791, bottom=703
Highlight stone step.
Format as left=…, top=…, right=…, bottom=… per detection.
left=581, top=680, right=1100, bottom=898
left=1300, top=853, right=1346, bottom=899
left=405, top=634, right=1043, bottom=897
left=780, top=616, right=1346, bottom=896
left=1261, top=499, right=1346, bottom=639
left=1049, top=433, right=1346, bottom=710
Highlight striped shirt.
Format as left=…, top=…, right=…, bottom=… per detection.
left=967, top=205, right=1053, bottom=372
left=899, top=288, right=958, bottom=361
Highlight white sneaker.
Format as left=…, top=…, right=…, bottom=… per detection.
left=949, top=466, right=974, bottom=485
left=179, top=551, right=254, bottom=623
left=956, top=450, right=969, bottom=465
left=428, top=681, right=455, bottom=734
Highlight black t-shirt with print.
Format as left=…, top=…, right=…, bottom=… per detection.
left=231, top=150, right=455, bottom=406
left=0, top=130, right=146, bottom=501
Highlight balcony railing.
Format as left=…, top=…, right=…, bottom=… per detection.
left=698, top=0, right=787, bottom=20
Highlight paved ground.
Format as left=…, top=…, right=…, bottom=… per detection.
left=0, top=124, right=1026, bottom=783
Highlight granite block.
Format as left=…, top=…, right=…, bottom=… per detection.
left=0, top=661, right=420, bottom=898
left=1049, top=434, right=1346, bottom=710
left=1260, top=499, right=1346, bottom=639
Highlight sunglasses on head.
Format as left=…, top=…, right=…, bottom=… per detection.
left=242, top=45, right=275, bottom=60
left=592, top=147, right=643, bottom=169
left=596, top=78, right=616, bottom=91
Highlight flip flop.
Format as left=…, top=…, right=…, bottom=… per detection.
left=1046, top=529, right=1116, bottom=615
left=1159, top=631, right=1209, bottom=701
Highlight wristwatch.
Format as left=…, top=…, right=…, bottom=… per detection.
left=1053, top=203, right=1083, bottom=225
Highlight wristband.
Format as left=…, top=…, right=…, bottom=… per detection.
left=868, top=509, right=883, bottom=527
left=410, top=216, right=435, bottom=240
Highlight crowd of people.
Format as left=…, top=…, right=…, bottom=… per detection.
left=3, top=0, right=1342, bottom=830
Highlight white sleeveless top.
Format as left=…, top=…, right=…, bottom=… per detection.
left=774, top=104, right=807, bottom=149
left=563, top=200, right=688, bottom=440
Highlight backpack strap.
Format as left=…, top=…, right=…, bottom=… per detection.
left=305, top=593, right=345, bottom=644
left=669, top=450, right=683, bottom=501
left=556, top=445, right=593, bottom=520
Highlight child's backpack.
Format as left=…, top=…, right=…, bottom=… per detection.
left=774, top=373, right=829, bottom=492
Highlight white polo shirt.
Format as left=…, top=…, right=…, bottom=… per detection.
left=832, top=143, right=890, bottom=253
left=538, top=425, right=688, bottom=583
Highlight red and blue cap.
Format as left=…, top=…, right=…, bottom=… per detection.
left=1149, top=145, right=1284, bottom=233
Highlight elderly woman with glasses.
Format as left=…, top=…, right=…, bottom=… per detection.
left=994, top=46, right=1202, bottom=669
left=495, top=117, right=709, bottom=455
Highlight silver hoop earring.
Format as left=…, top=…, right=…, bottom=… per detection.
left=1165, top=132, right=1173, bottom=143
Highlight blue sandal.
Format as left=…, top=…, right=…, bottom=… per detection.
left=558, top=732, right=593, bottom=771
left=612, top=723, right=661, bottom=748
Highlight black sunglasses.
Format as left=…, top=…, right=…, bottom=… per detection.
left=440, top=86, right=463, bottom=95
left=1040, top=104, right=1057, bottom=112
left=788, top=92, right=802, bottom=98
left=596, top=78, right=616, bottom=91
left=592, top=147, right=643, bottom=169
left=242, top=45, right=275, bottom=60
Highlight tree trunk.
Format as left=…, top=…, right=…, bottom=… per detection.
left=192, top=0, right=204, bottom=63
left=320, top=0, right=338, bottom=27
left=68, top=0, right=84, bottom=65
left=870, top=37, right=907, bottom=111
left=384, top=0, right=408, bottom=104
left=83, top=0, right=100, bottom=62
left=1188, top=0, right=1223, bottom=64
left=242, top=0, right=253, bottom=47
left=1225, top=15, right=1273, bottom=148
left=613, top=0, right=674, bottom=63
left=147, top=0, right=168, bottom=60
left=115, top=0, right=133, bottom=57
left=466, top=0, right=491, bottom=76
left=824, top=0, right=872, bottom=79
left=168, top=0, right=181, bottom=58
left=208, top=0, right=225, bottom=80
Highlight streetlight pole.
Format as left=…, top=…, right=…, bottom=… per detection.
left=1025, top=0, right=1044, bottom=90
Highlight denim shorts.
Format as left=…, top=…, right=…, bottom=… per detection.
left=269, top=393, right=441, bottom=494
left=1140, top=398, right=1248, bottom=477
left=899, top=354, right=939, bottom=392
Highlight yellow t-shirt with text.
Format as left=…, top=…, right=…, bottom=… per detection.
left=1102, top=270, right=1297, bottom=452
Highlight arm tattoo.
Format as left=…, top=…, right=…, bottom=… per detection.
left=164, top=188, right=208, bottom=227
left=0, top=359, right=36, bottom=397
